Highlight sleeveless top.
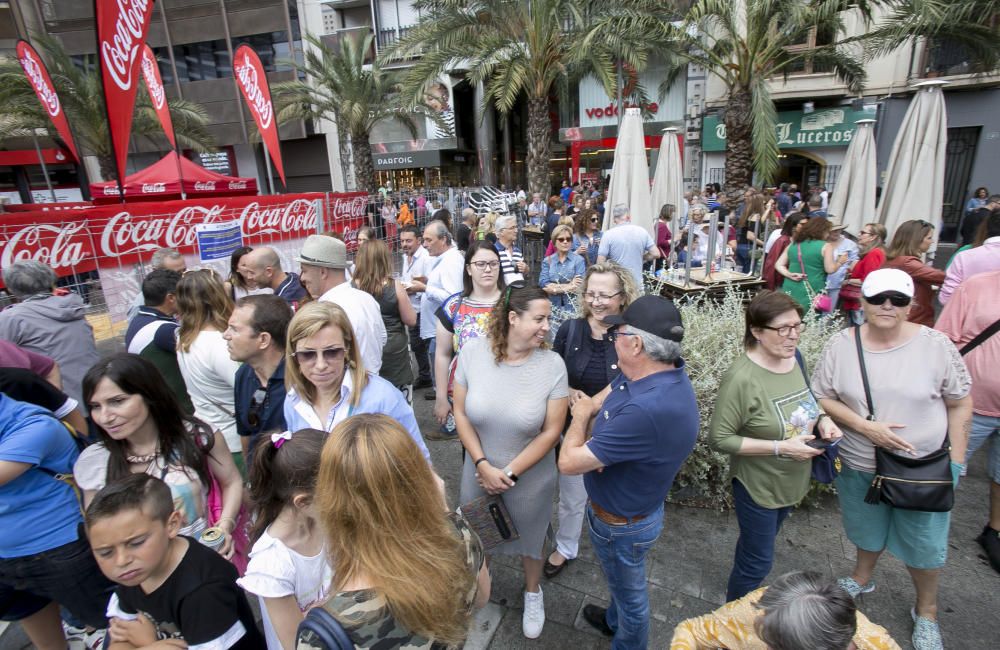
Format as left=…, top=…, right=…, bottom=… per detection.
left=375, top=281, right=415, bottom=388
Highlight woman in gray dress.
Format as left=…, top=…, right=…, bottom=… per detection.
left=452, top=285, right=569, bottom=640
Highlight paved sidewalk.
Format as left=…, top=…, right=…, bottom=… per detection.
left=3, top=388, right=997, bottom=649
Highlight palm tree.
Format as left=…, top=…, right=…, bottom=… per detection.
left=0, top=33, right=214, bottom=181
left=272, top=32, right=430, bottom=193
left=588, top=0, right=872, bottom=195
left=382, top=0, right=648, bottom=196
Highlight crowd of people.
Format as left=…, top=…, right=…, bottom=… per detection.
left=0, top=176, right=997, bottom=650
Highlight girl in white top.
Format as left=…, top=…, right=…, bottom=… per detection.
left=238, top=428, right=332, bottom=650
left=175, top=269, right=243, bottom=458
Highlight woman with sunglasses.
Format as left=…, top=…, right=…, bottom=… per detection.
left=884, top=220, right=946, bottom=327
left=709, top=290, right=842, bottom=601
left=573, top=208, right=603, bottom=265
left=433, top=241, right=505, bottom=428
left=544, top=261, right=639, bottom=579
left=282, top=301, right=431, bottom=462
left=453, top=285, right=569, bottom=639
left=811, top=268, right=972, bottom=650
left=539, top=224, right=586, bottom=310
left=175, top=269, right=244, bottom=470
left=840, top=223, right=888, bottom=325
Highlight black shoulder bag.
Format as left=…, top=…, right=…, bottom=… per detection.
left=959, top=316, right=1000, bottom=356
left=856, top=327, right=955, bottom=512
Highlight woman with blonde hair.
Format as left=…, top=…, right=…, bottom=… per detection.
left=304, top=414, right=490, bottom=648
left=175, top=269, right=244, bottom=467
left=453, top=284, right=569, bottom=639
left=353, top=239, right=417, bottom=401
left=539, top=224, right=586, bottom=309
left=282, top=301, right=430, bottom=462
left=476, top=211, right=499, bottom=244
left=884, top=219, right=946, bottom=327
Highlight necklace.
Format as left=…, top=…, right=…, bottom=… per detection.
left=126, top=450, right=159, bottom=464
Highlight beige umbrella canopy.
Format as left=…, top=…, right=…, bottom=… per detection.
left=827, top=119, right=877, bottom=235
left=877, top=81, right=949, bottom=242
left=603, top=107, right=653, bottom=233
left=650, top=127, right=684, bottom=238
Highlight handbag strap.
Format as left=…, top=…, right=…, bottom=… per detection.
left=796, top=243, right=804, bottom=276
left=854, top=326, right=876, bottom=421
left=960, top=315, right=1000, bottom=356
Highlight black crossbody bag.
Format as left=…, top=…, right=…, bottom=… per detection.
left=855, top=327, right=955, bottom=512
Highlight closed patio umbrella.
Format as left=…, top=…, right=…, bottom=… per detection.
left=650, top=127, right=684, bottom=239
left=877, top=80, right=948, bottom=244
left=603, top=107, right=653, bottom=233
left=827, top=119, right=877, bottom=235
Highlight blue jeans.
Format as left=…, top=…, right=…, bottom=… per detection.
left=727, top=479, right=792, bottom=601
left=426, top=336, right=437, bottom=390
left=968, top=413, right=1000, bottom=483
left=587, top=502, right=663, bottom=649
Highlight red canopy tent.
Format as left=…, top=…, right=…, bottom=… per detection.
left=90, top=151, right=258, bottom=204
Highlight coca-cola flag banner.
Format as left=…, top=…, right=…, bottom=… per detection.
left=15, top=40, right=80, bottom=163
left=233, top=44, right=287, bottom=187
left=139, top=44, right=175, bottom=149
left=95, top=0, right=156, bottom=190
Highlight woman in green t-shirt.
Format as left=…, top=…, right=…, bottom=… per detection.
left=709, top=291, right=843, bottom=601
left=774, top=217, right=848, bottom=311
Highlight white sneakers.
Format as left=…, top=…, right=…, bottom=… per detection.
left=523, top=587, right=545, bottom=638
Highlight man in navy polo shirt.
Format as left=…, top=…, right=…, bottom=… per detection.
left=224, top=294, right=293, bottom=460
left=559, top=295, right=699, bottom=649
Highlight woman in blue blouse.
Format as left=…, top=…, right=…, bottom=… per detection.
left=540, top=224, right=586, bottom=310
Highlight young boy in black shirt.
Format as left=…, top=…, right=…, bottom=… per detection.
left=86, top=473, right=264, bottom=649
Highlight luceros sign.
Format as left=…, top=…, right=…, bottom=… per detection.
left=701, top=106, right=877, bottom=152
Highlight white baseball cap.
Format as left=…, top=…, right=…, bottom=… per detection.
left=861, top=268, right=914, bottom=298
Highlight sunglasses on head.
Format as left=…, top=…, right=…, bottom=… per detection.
left=293, top=347, right=347, bottom=365
left=247, top=388, right=267, bottom=429
left=864, top=292, right=911, bottom=307
left=504, top=280, right=527, bottom=308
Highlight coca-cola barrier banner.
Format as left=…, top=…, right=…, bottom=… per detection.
left=0, top=192, right=369, bottom=290
left=140, top=44, right=175, bottom=149
left=233, top=44, right=287, bottom=188
left=96, top=0, right=155, bottom=189
left=15, top=40, right=80, bottom=163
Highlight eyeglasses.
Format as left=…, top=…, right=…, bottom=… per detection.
left=469, top=260, right=500, bottom=270
left=554, top=237, right=572, bottom=243
left=247, top=388, right=267, bottom=429
left=607, top=328, right=637, bottom=342
left=293, top=347, right=347, bottom=365
left=859, top=230, right=875, bottom=237
left=760, top=322, right=804, bottom=337
left=583, top=291, right=622, bottom=303
left=864, top=292, right=911, bottom=307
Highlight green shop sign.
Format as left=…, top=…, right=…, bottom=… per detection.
left=701, top=106, right=877, bottom=152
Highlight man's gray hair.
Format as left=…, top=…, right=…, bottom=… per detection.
left=627, top=325, right=682, bottom=364
left=754, top=572, right=857, bottom=650
left=462, top=207, right=475, bottom=222
left=495, top=215, right=517, bottom=232
left=2, top=260, right=57, bottom=298
left=425, top=220, right=452, bottom=244
left=612, top=205, right=630, bottom=221
left=151, top=247, right=183, bottom=269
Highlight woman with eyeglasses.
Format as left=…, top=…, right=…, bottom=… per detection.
left=452, top=284, right=569, bottom=639
left=282, top=301, right=431, bottom=462
left=573, top=208, right=603, bottom=265
left=884, top=220, right=946, bottom=327
left=709, top=290, right=842, bottom=601
left=840, top=223, right=888, bottom=325
left=539, top=224, right=586, bottom=310
left=544, top=261, right=639, bottom=580
left=175, top=269, right=244, bottom=470
left=811, top=269, right=971, bottom=649
left=432, top=241, right=506, bottom=428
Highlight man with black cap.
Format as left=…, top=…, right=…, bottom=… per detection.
left=559, top=294, right=699, bottom=649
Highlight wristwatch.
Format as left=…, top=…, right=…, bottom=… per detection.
left=503, top=467, right=519, bottom=483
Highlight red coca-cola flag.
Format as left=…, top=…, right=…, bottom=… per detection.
left=233, top=44, right=286, bottom=188
left=95, top=0, right=156, bottom=189
left=139, top=44, right=175, bottom=149
left=15, top=40, right=80, bottom=163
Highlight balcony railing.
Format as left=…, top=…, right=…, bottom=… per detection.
left=321, top=26, right=375, bottom=62
left=922, top=38, right=978, bottom=77
left=377, top=25, right=415, bottom=51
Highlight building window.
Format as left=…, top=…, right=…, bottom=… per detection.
left=780, top=26, right=834, bottom=76
left=152, top=32, right=303, bottom=85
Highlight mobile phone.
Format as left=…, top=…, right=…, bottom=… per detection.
left=806, top=437, right=840, bottom=450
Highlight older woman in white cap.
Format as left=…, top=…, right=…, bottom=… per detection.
left=810, top=268, right=972, bottom=650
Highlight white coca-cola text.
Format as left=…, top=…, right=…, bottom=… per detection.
left=99, top=205, right=225, bottom=257
left=240, top=199, right=318, bottom=235
left=19, top=49, right=60, bottom=118
left=234, top=51, right=273, bottom=129
left=140, top=48, right=165, bottom=110
left=0, top=222, right=88, bottom=270
left=100, top=0, right=151, bottom=92
left=142, top=183, right=166, bottom=193
left=228, top=181, right=248, bottom=190
left=194, top=181, right=216, bottom=191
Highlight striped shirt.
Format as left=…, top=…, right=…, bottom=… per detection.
left=495, top=242, right=525, bottom=284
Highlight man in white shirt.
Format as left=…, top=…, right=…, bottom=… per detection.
left=527, top=193, right=547, bottom=227
left=408, top=222, right=464, bottom=398
left=296, top=235, right=387, bottom=373
left=400, top=225, right=432, bottom=388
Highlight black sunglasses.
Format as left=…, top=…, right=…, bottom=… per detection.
left=247, top=388, right=267, bottom=429
left=864, top=292, right=911, bottom=307
left=504, top=280, right=527, bottom=308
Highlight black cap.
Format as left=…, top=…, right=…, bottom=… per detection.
left=603, top=295, right=684, bottom=342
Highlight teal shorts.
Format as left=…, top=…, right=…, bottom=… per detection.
left=836, top=465, right=956, bottom=570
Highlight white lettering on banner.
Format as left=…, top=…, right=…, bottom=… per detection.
left=240, top=199, right=318, bottom=236
left=99, top=205, right=225, bottom=256
left=140, top=50, right=164, bottom=109
left=103, top=186, right=121, bottom=196
left=19, top=50, right=60, bottom=117
left=100, top=0, right=151, bottom=91
left=1, top=222, right=87, bottom=270
left=234, top=52, right=273, bottom=128
left=194, top=181, right=216, bottom=191
left=141, top=183, right=166, bottom=193
left=229, top=181, right=247, bottom=190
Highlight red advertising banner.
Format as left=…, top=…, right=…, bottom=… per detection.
left=233, top=45, right=287, bottom=188
left=139, top=44, right=175, bottom=149
left=15, top=40, right=80, bottom=163
left=95, top=0, right=156, bottom=189
left=0, top=193, right=370, bottom=286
